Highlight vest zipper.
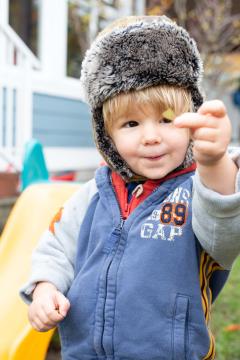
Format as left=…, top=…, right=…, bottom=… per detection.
left=94, top=178, right=125, bottom=356
left=124, top=203, right=130, bottom=218
left=110, top=176, right=126, bottom=221
left=95, top=219, right=124, bottom=356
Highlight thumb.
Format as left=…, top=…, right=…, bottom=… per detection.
left=54, top=291, right=70, bottom=317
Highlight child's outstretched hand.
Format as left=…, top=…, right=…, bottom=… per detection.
left=174, top=100, right=237, bottom=194
left=174, top=100, right=231, bottom=166
left=28, top=281, right=70, bottom=332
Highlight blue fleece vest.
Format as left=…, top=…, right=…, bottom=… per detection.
left=59, top=166, right=229, bottom=360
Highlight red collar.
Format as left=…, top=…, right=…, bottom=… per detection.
left=111, top=163, right=196, bottom=219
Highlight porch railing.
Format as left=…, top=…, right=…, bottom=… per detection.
left=0, top=22, right=41, bottom=165
left=0, top=22, right=40, bottom=68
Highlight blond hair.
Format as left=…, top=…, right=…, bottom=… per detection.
left=103, top=85, right=193, bottom=135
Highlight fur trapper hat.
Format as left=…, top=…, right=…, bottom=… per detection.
left=80, top=15, right=204, bottom=180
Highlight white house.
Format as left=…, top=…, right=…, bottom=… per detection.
left=0, top=0, right=145, bottom=173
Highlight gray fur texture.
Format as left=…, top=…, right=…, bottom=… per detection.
left=80, top=16, right=204, bottom=180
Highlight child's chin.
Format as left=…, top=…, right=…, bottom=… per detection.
left=141, top=171, right=167, bottom=180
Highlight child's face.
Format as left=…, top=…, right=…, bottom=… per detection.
left=110, top=102, right=190, bottom=179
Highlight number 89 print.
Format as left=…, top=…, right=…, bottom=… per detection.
left=160, top=203, right=187, bottom=226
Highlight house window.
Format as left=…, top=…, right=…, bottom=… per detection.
left=9, top=0, right=40, bottom=56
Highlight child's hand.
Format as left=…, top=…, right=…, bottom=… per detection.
left=174, top=100, right=237, bottom=194
left=28, top=282, right=70, bottom=332
left=174, top=100, right=231, bottom=166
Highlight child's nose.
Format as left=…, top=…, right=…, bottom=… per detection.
left=142, top=125, right=162, bottom=145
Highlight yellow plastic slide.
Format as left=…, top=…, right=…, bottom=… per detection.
left=0, top=182, right=80, bottom=359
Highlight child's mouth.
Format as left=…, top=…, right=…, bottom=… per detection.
left=145, top=155, right=164, bottom=161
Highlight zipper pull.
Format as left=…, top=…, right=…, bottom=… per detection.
left=118, top=218, right=125, bottom=230
left=132, top=184, right=144, bottom=198
left=114, top=218, right=125, bottom=233
left=103, top=219, right=124, bottom=254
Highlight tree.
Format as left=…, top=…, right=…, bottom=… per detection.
left=67, top=0, right=119, bottom=77
left=68, top=0, right=147, bottom=77
left=174, top=0, right=240, bottom=96
left=67, top=0, right=91, bottom=77
left=146, top=0, right=173, bottom=16
left=146, top=0, right=240, bottom=97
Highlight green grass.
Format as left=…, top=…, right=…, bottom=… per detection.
left=211, top=257, right=240, bottom=360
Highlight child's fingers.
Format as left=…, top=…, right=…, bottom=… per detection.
left=29, top=301, right=60, bottom=326
left=42, top=304, right=65, bottom=324
left=37, top=306, right=60, bottom=327
left=54, top=291, right=70, bottom=317
left=198, top=100, right=226, bottom=118
left=30, top=295, right=66, bottom=326
left=29, top=308, right=56, bottom=331
left=193, top=140, right=220, bottom=158
left=31, top=318, right=46, bottom=332
left=191, top=127, right=218, bottom=142
left=174, top=100, right=227, bottom=129
left=174, top=113, right=216, bottom=129
left=32, top=317, right=56, bottom=332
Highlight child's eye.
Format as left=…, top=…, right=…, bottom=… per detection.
left=161, top=118, right=172, bottom=124
left=124, top=121, right=138, bottom=128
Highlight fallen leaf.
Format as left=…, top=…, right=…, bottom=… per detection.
left=162, top=108, right=175, bottom=121
left=224, top=324, right=240, bottom=332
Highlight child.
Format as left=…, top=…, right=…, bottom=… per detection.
left=21, top=16, right=240, bottom=360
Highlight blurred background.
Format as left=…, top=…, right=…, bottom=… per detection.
left=0, top=1, right=240, bottom=359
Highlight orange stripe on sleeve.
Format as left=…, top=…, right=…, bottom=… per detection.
left=49, top=207, right=63, bottom=235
